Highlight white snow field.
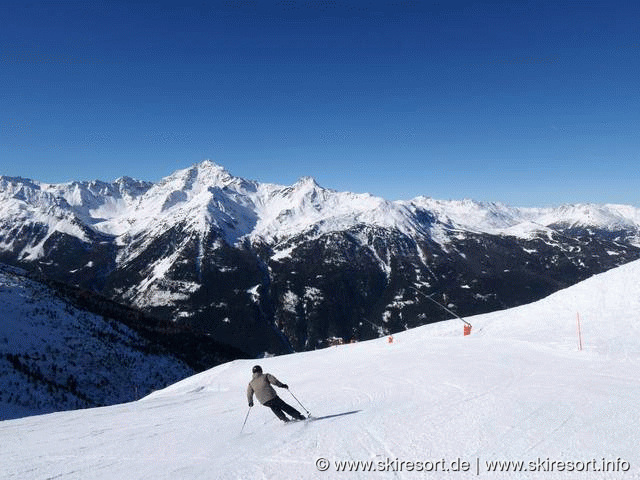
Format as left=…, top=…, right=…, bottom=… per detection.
left=2, top=260, right=640, bottom=479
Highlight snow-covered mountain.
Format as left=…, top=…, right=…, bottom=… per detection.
left=1, top=160, right=639, bottom=356
left=2, top=259, right=640, bottom=479
left=3, top=161, right=639, bottom=249
left=0, top=263, right=246, bottom=420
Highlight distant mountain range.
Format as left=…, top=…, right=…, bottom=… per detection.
left=2, top=160, right=640, bottom=356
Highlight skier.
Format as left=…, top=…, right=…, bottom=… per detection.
left=247, top=365, right=306, bottom=422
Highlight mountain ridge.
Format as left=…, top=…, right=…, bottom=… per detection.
left=1, top=160, right=639, bottom=356
left=3, top=160, right=639, bottom=249
left=1, top=160, right=638, bottom=254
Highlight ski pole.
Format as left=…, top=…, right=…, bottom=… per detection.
left=240, top=406, right=251, bottom=433
left=288, top=389, right=310, bottom=416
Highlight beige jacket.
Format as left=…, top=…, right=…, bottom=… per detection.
left=247, top=372, right=286, bottom=405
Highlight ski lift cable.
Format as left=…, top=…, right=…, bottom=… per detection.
left=410, top=286, right=471, bottom=327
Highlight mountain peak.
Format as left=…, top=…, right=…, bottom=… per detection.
left=289, top=176, right=325, bottom=195
left=156, top=160, right=233, bottom=194
left=197, top=159, right=227, bottom=174
left=295, top=176, right=319, bottom=187
left=189, top=160, right=235, bottom=187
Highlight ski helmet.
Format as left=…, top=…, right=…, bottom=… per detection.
left=252, top=365, right=262, bottom=374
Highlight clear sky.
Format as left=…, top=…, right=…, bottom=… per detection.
left=1, top=1, right=639, bottom=207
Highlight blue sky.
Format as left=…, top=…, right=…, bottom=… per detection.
left=1, top=1, right=638, bottom=206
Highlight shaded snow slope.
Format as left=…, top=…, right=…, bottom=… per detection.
left=2, top=262, right=640, bottom=479
left=0, top=265, right=193, bottom=420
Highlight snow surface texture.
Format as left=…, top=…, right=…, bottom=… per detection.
left=2, top=260, right=640, bottom=479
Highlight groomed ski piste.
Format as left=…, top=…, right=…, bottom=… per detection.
left=2, top=260, right=640, bottom=479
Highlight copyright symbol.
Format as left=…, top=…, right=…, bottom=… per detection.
left=316, top=457, right=330, bottom=471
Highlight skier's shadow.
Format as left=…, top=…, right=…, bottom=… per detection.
left=309, top=410, right=362, bottom=422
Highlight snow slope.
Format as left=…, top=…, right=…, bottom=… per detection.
left=2, top=261, right=640, bottom=479
left=0, top=264, right=193, bottom=420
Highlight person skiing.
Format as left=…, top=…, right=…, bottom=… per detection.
left=247, top=365, right=306, bottom=422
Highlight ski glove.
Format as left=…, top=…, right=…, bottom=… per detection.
left=282, top=384, right=289, bottom=389
left=248, top=401, right=253, bottom=407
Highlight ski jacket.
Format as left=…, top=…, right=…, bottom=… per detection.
left=247, top=372, right=286, bottom=405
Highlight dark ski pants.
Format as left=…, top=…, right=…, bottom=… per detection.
left=264, top=396, right=305, bottom=422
